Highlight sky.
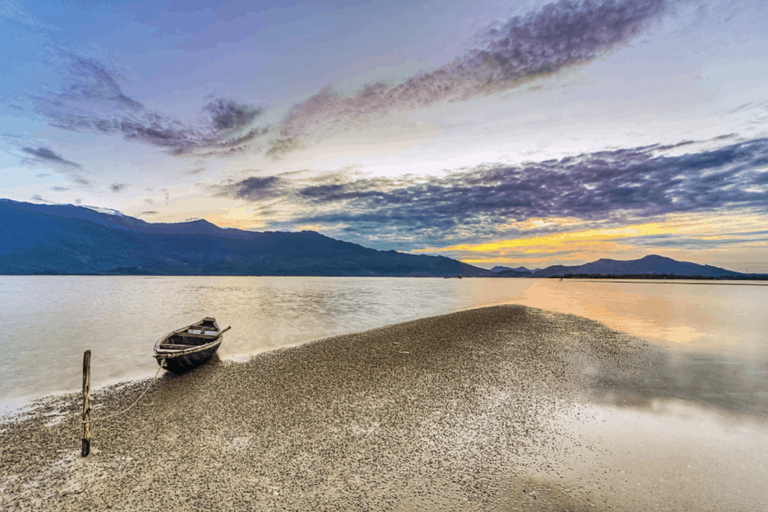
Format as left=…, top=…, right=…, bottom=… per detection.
left=2, top=0, right=768, bottom=272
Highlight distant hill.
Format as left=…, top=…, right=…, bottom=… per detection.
left=490, top=265, right=532, bottom=273
left=492, top=268, right=533, bottom=278
left=0, top=199, right=490, bottom=277
left=531, top=255, right=743, bottom=278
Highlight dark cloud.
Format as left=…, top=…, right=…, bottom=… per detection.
left=34, top=57, right=265, bottom=154
left=110, top=183, right=128, bottom=192
left=215, top=175, right=287, bottom=201
left=226, top=136, right=768, bottom=246
left=21, top=146, right=81, bottom=168
left=203, top=98, right=262, bottom=132
left=630, top=233, right=768, bottom=249
left=273, top=0, right=668, bottom=154
left=140, top=210, right=159, bottom=216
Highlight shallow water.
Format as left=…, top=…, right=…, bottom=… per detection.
left=547, top=398, right=768, bottom=511
left=1, top=276, right=766, bottom=412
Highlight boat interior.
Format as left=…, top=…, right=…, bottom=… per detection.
left=159, top=319, right=220, bottom=350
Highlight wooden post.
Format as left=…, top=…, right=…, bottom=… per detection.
left=81, top=350, right=91, bottom=457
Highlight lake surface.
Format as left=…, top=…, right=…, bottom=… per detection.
left=1, top=276, right=767, bottom=414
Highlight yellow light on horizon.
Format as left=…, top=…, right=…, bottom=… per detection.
left=414, top=221, right=679, bottom=255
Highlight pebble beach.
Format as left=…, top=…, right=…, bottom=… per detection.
left=2, top=305, right=767, bottom=511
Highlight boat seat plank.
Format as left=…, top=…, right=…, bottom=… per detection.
left=176, top=332, right=219, bottom=339
left=159, top=343, right=200, bottom=350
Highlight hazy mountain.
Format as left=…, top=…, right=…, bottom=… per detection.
left=0, top=199, right=487, bottom=277
left=492, top=269, right=533, bottom=278
left=532, top=255, right=742, bottom=278
left=490, top=265, right=532, bottom=273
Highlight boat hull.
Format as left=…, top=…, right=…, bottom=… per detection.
left=155, top=341, right=221, bottom=372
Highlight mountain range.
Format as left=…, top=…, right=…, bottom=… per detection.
left=0, top=199, right=481, bottom=276
left=519, top=255, right=746, bottom=278
left=0, top=199, right=756, bottom=278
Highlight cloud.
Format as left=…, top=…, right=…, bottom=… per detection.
left=272, top=0, right=669, bottom=155
left=21, top=146, right=81, bottom=168
left=19, top=145, right=91, bottom=186
left=71, top=176, right=91, bottom=186
left=26, top=0, right=669, bottom=161
left=34, top=56, right=265, bottom=155
left=51, top=57, right=143, bottom=110
left=265, top=137, right=305, bottom=159
left=110, top=183, right=128, bottom=192
left=0, top=0, right=50, bottom=29
left=224, top=136, right=768, bottom=247
left=215, top=175, right=288, bottom=201
left=30, top=194, right=55, bottom=203
left=203, top=98, right=262, bottom=132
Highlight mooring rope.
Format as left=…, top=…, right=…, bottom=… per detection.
left=81, top=366, right=163, bottom=425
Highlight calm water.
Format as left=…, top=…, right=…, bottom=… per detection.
left=1, top=276, right=767, bottom=412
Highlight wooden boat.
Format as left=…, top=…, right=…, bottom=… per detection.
left=154, top=317, right=231, bottom=372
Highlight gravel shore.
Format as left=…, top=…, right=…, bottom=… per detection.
left=1, top=305, right=765, bottom=511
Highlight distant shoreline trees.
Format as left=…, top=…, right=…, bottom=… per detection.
left=549, top=274, right=768, bottom=281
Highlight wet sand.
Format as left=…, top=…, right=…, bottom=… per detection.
left=1, top=305, right=766, bottom=511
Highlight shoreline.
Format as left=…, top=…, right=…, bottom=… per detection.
left=0, top=300, right=563, bottom=419
left=0, top=303, right=513, bottom=420
left=2, top=305, right=766, bottom=511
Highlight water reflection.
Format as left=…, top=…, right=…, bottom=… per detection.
left=555, top=398, right=768, bottom=511
left=521, top=279, right=767, bottom=357
left=582, top=346, right=768, bottom=417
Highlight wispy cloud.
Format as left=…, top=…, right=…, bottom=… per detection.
left=33, top=56, right=265, bottom=155
left=24, top=0, right=669, bottom=161
left=17, top=145, right=92, bottom=186
left=29, top=194, right=54, bottom=203
left=110, top=183, right=128, bottom=192
left=270, top=0, right=669, bottom=156
left=0, top=0, right=51, bottom=29
left=21, top=146, right=81, bottom=168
